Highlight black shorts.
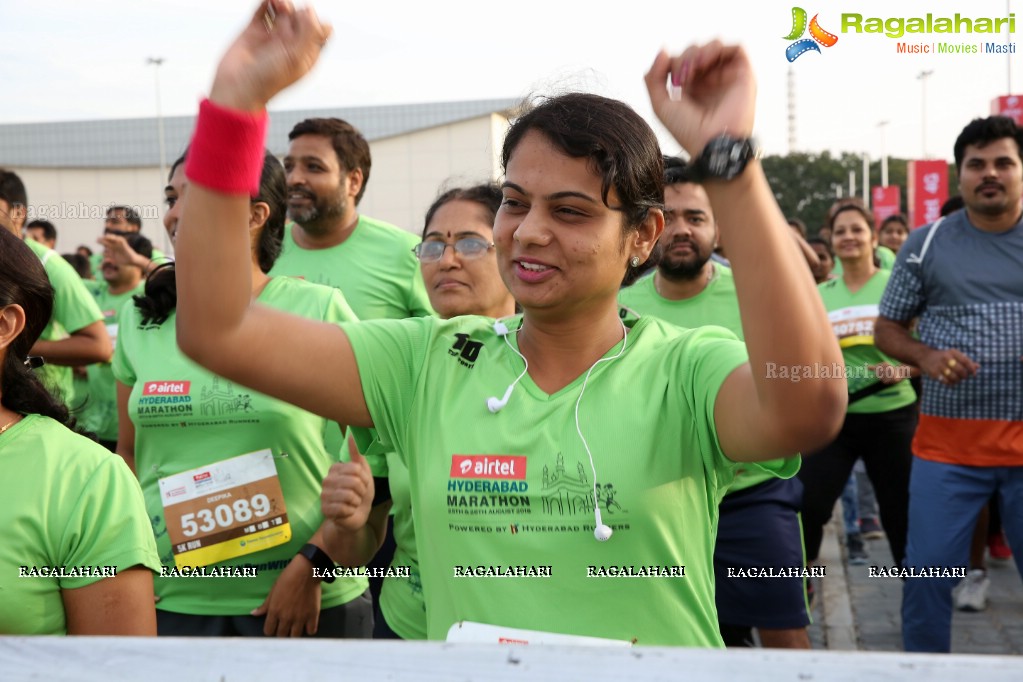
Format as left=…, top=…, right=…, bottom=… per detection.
left=714, top=477, right=811, bottom=630
left=156, top=588, right=373, bottom=637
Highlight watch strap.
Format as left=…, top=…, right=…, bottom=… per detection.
left=298, top=543, right=337, bottom=583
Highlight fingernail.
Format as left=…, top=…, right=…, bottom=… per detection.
left=671, top=69, right=681, bottom=87
left=680, top=61, right=690, bottom=86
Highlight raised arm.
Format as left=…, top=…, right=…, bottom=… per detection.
left=31, top=320, right=111, bottom=367
left=645, top=44, right=846, bottom=460
left=173, top=1, right=370, bottom=428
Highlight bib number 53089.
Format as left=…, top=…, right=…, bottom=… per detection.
left=180, top=494, right=272, bottom=537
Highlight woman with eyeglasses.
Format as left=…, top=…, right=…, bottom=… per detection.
left=112, top=149, right=373, bottom=638
left=327, top=183, right=514, bottom=640
left=172, top=2, right=845, bottom=646
left=414, top=184, right=516, bottom=320
left=0, top=228, right=160, bottom=635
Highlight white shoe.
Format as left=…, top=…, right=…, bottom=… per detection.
left=954, top=569, right=990, bottom=612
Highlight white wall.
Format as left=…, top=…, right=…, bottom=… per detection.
left=359, top=113, right=509, bottom=234
left=11, top=113, right=510, bottom=256
left=11, top=166, right=171, bottom=255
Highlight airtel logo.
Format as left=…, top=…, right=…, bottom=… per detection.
left=450, top=455, right=527, bottom=480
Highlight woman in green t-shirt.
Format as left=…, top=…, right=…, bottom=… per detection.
left=170, top=4, right=848, bottom=646
left=0, top=228, right=160, bottom=635
left=113, top=150, right=370, bottom=638
left=327, top=183, right=516, bottom=640
left=799, top=203, right=918, bottom=569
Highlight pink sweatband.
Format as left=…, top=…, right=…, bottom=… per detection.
left=184, top=98, right=268, bottom=196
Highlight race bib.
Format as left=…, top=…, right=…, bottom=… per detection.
left=828, top=305, right=878, bottom=348
left=159, top=449, right=291, bottom=568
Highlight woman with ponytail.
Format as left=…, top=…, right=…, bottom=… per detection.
left=0, top=228, right=160, bottom=635
left=113, top=149, right=371, bottom=638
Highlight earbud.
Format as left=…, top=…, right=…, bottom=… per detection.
left=487, top=384, right=515, bottom=413
left=593, top=508, right=613, bottom=542
left=486, top=320, right=527, bottom=414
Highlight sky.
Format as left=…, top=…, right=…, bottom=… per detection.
left=1, top=0, right=1019, bottom=165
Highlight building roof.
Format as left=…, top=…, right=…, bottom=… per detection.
left=0, top=98, right=520, bottom=168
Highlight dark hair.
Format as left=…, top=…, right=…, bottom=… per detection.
left=0, top=168, right=27, bottom=212
left=107, top=205, right=143, bottom=230
left=76, top=245, right=93, bottom=258
left=26, top=219, right=57, bottom=243
left=288, top=118, right=372, bottom=204
left=807, top=237, right=833, bottom=257
left=0, top=229, right=79, bottom=429
left=134, top=150, right=286, bottom=326
left=422, top=183, right=503, bottom=237
left=954, top=116, right=1023, bottom=173
left=879, top=213, right=908, bottom=231
left=940, top=195, right=965, bottom=217
left=124, top=233, right=154, bottom=261
left=828, top=203, right=875, bottom=231
left=502, top=93, right=664, bottom=232
left=787, top=217, right=808, bottom=238
left=663, top=155, right=699, bottom=186
left=61, top=253, right=92, bottom=279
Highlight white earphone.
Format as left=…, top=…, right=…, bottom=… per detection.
left=593, top=508, right=613, bottom=542
left=485, top=317, right=628, bottom=542
left=486, top=385, right=515, bottom=414
left=486, top=319, right=527, bottom=414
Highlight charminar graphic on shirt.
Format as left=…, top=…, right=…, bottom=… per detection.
left=344, top=314, right=798, bottom=647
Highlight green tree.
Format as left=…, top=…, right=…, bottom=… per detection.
left=762, top=152, right=953, bottom=236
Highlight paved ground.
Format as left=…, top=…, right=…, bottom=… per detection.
left=808, top=509, right=1023, bottom=654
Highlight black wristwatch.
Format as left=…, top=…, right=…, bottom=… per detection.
left=297, top=543, right=337, bottom=583
left=691, top=134, right=760, bottom=182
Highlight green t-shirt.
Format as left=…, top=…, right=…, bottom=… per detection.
left=0, top=414, right=161, bottom=635
left=80, top=283, right=144, bottom=441
left=818, top=271, right=916, bottom=414
left=618, top=266, right=790, bottom=494
left=112, top=276, right=366, bottom=615
left=618, top=265, right=743, bottom=338
left=367, top=449, right=426, bottom=639
left=344, top=315, right=798, bottom=646
left=270, top=217, right=434, bottom=321
left=26, top=239, right=104, bottom=403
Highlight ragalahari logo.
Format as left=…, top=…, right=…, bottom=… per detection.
left=784, top=7, right=839, bottom=61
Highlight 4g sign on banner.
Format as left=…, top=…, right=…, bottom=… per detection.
left=871, top=186, right=901, bottom=225
left=159, top=449, right=291, bottom=568
left=907, top=160, right=948, bottom=228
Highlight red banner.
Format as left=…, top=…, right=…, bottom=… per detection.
left=907, top=160, right=948, bottom=228
left=871, top=186, right=901, bottom=225
left=991, top=95, right=1023, bottom=126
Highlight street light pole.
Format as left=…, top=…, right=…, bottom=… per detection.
left=146, top=57, right=169, bottom=252
left=877, top=120, right=890, bottom=187
left=917, top=70, right=934, bottom=159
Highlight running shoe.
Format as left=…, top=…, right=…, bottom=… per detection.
left=846, top=533, right=869, bottom=566
left=859, top=516, right=885, bottom=540
left=954, top=569, right=990, bottom=612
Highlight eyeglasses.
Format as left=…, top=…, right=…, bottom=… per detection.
left=413, top=237, right=494, bottom=263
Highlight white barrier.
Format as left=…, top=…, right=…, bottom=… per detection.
left=1, top=638, right=1021, bottom=682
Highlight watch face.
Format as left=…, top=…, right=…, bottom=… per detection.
left=702, top=137, right=752, bottom=180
